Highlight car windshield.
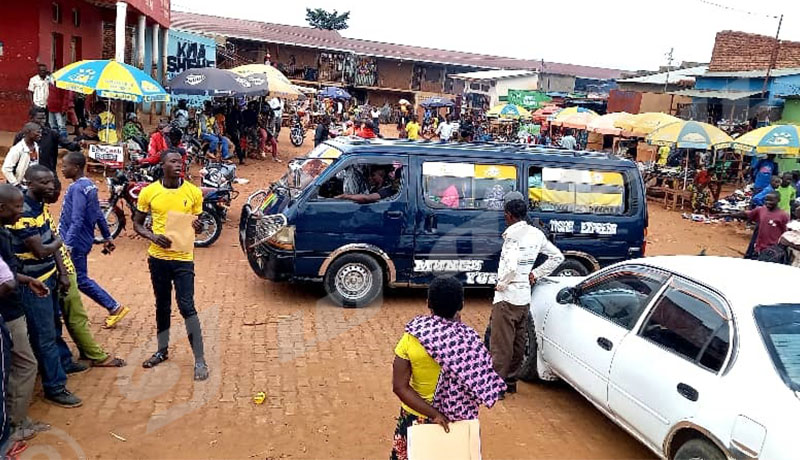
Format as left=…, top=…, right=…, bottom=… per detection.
left=754, top=304, right=800, bottom=392
left=282, top=144, right=342, bottom=192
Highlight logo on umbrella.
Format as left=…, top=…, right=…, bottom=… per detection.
left=140, top=80, right=160, bottom=93
left=680, top=132, right=707, bottom=143
left=248, top=75, right=266, bottom=86
left=69, top=69, right=95, bottom=84
left=766, top=132, right=792, bottom=146
left=185, top=74, right=205, bottom=86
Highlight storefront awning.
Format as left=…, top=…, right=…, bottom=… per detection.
left=669, top=89, right=763, bottom=100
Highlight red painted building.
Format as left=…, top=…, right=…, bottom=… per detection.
left=0, top=0, right=169, bottom=132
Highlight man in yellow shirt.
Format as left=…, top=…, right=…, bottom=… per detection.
left=134, top=150, right=208, bottom=381
left=405, top=116, right=421, bottom=141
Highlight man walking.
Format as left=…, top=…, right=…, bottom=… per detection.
left=14, top=107, right=83, bottom=187
left=491, top=198, right=563, bottom=397
left=0, top=185, right=51, bottom=441
left=7, top=166, right=84, bottom=408
left=134, top=150, right=209, bottom=381
left=59, top=152, right=129, bottom=328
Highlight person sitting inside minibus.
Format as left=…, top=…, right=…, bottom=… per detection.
left=337, top=166, right=394, bottom=204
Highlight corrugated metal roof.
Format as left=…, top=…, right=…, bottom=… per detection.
left=617, top=65, right=707, bottom=84
left=701, top=68, right=800, bottom=78
left=669, top=89, right=762, bottom=100
left=170, top=11, right=625, bottom=80
left=448, top=69, right=537, bottom=81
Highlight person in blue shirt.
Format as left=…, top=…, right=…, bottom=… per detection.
left=59, top=152, right=129, bottom=329
left=751, top=176, right=781, bottom=208
left=751, top=154, right=779, bottom=193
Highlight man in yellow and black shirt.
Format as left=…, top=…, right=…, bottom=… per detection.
left=7, top=165, right=83, bottom=408
left=134, top=150, right=208, bottom=381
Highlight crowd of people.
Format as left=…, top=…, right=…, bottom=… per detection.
left=0, top=66, right=215, bottom=458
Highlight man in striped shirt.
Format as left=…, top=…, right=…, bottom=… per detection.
left=7, top=165, right=83, bottom=408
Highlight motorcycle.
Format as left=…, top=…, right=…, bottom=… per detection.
left=195, top=162, right=239, bottom=247
left=289, top=114, right=305, bottom=147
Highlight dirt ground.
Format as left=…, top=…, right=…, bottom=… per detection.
left=14, top=127, right=751, bottom=460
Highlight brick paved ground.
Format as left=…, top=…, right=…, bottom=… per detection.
left=19, top=129, right=749, bottom=459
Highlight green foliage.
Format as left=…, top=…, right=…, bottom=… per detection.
left=305, top=8, right=350, bottom=31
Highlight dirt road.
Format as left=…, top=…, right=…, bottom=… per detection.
left=22, top=130, right=750, bottom=459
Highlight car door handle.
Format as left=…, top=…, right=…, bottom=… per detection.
left=386, top=211, right=403, bottom=219
left=596, top=337, right=613, bottom=351
left=424, top=214, right=438, bottom=232
left=677, top=383, right=699, bottom=402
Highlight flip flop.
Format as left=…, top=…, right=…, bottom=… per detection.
left=142, top=352, right=168, bottom=369
left=93, top=357, right=127, bottom=368
left=6, top=441, right=27, bottom=459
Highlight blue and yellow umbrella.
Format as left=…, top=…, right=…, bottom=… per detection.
left=51, top=59, right=169, bottom=102
left=487, top=103, right=532, bottom=120
left=732, top=124, right=800, bottom=156
left=647, top=120, right=733, bottom=150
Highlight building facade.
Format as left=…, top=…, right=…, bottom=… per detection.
left=0, top=0, right=170, bottom=131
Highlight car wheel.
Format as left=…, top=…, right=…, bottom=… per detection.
left=673, top=438, right=726, bottom=460
left=484, top=312, right=540, bottom=382
left=324, top=253, right=383, bottom=308
left=553, top=258, right=590, bottom=277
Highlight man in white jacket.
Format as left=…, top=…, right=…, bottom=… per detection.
left=491, top=197, right=563, bottom=396
left=2, top=123, right=42, bottom=187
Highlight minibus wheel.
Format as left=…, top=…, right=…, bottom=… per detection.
left=324, top=253, right=384, bottom=308
left=553, top=258, right=590, bottom=277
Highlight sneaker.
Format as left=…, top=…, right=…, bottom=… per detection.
left=104, top=306, right=130, bottom=329
left=194, top=362, right=209, bottom=381
left=64, top=361, right=90, bottom=375
left=45, top=389, right=82, bottom=408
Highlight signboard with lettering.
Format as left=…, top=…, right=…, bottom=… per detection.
left=88, top=144, right=125, bottom=169
left=167, top=30, right=216, bottom=107
left=507, top=90, right=551, bottom=109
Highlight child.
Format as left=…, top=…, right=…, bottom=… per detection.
left=777, top=172, right=797, bottom=213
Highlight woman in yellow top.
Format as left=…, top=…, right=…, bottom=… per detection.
left=405, top=116, right=421, bottom=141
left=391, top=276, right=505, bottom=460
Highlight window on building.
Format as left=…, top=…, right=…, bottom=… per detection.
left=52, top=2, right=61, bottom=23
left=528, top=166, right=627, bottom=215
left=423, top=162, right=517, bottom=210
left=640, top=278, right=731, bottom=372
left=72, top=8, right=80, bottom=27
left=70, top=36, right=82, bottom=63
left=52, top=33, right=64, bottom=70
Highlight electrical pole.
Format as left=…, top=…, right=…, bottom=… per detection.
left=664, top=47, right=674, bottom=93
left=762, top=13, right=783, bottom=96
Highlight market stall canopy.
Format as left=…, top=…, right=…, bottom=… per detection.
left=732, top=124, right=800, bottom=156
left=319, top=86, right=352, bottom=100
left=51, top=59, right=169, bottom=102
left=231, top=64, right=302, bottom=99
left=420, top=97, right=454, bottom=108
left=552, top=111, right=599, bottom=129
left=532, top=105, right=561, bottom=123
left=615, top=112, right=680, bottom=137
left=486, top=103, right=531, bottom=120
left=588, top=112, right=634, bottom=135
left=647, top=120, right=733, bottom=150
left=398, top=99, right=411, bottom=105
left=168, top=68, right=268, bottom=97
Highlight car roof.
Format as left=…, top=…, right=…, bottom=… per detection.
left=625, top=256, right=799, bottom=311
left=324, top=137, right=638, bottom=169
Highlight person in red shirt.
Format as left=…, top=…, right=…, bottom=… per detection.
left=728, top=192, right=789, bottom=257
left=354, top=120, right=377, bottom=139
left=142, top=123, right=170, bottom=166
left=46, top=83, right=71, bottom=138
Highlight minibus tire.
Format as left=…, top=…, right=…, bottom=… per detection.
left=553, top=258, right=590, bottom=277
left=324, top=253, right=384, bottom=308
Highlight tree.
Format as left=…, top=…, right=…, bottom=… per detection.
left=305, top=8, right=350, bottom=31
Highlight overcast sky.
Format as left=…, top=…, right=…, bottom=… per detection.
left=171, top=0, right=798, bottom=71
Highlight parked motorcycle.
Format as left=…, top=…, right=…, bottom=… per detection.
left=289, top=114, right=305, bottom=147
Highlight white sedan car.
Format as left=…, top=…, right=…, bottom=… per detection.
left=522, top=256, right=799, bottom=460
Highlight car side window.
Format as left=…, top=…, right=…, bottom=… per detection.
left=577, top=267, right=668, bottom=330
left=640, top=278, right=731, bottom=372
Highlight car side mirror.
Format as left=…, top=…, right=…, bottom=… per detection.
left=556, top=287, right=578, bottom=305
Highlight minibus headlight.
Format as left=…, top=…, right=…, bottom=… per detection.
left=267, top=226, right=295, bottom=250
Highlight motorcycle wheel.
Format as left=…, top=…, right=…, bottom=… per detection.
left=94, top=203, right=124, bottom=244
left=290, top=129, right=305, bottom=147
left=194, top=211, right=222, bottom=248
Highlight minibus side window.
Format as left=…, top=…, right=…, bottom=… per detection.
left=528, top=166, right=626, bottom=215
left=317, top=162, right=402, bottom=203
left=422, top=161, right=517, bottom=210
